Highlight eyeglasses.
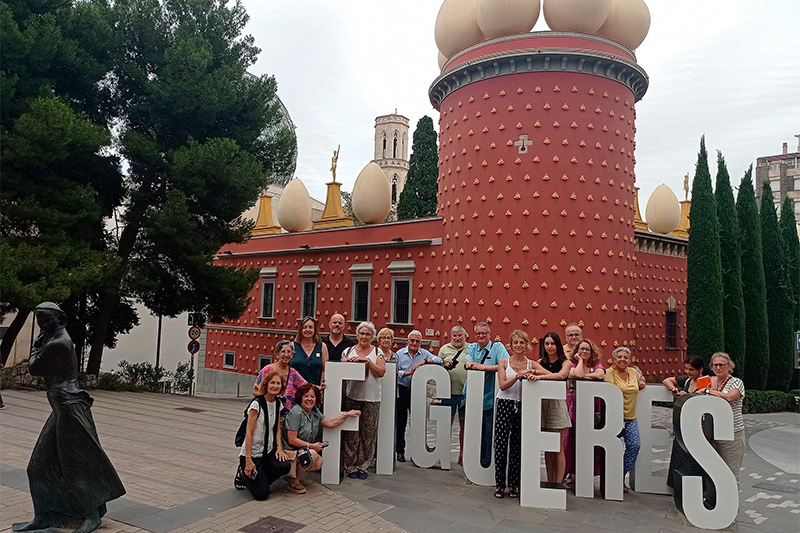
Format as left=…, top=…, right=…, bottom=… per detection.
left=357, top=331, right=372, bottom=336
left=407, top=338, right=421, bottom=343
left=566, top=334, right=582, bottom=338
left=475, top=331, right=489, bottom=336
left=711, top=363, right=728, bottom=367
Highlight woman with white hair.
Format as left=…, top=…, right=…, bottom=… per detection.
left=702, top=352, right=746, bottom=480
left=341, top=321, right=386, bottom=479
left=605, top=346, right=645, bottom=493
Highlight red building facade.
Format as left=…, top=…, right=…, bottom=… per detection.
left=201, top=33, right=685, bottom=394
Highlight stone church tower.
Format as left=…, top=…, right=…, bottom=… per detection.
left=374, top=112, right=409, bottom=204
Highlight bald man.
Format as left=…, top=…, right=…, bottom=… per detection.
left=323, top=313, right=355, bottom=362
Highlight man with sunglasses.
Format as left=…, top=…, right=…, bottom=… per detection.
left=395, top=330, right=442, bottom=463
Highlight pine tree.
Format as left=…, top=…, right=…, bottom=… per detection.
left=714, top=152, right=746, bottom=375
left=736, top=168, right=770, bottom=389
left=397, top=116, right=438, bottom=219
left=760, top=182, right=793, bottom=391
left=686, top=137, right=725, bottom=362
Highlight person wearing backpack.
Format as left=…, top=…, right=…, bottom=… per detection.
left=235, top=370, right=291, bottom=499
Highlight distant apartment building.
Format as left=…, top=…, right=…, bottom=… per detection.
left=756, top=137, right=800, bottom=221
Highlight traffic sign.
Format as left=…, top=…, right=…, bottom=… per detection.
left=188, top=340, right=200, bottom=354
left=188, top=326, right=201, bottom=340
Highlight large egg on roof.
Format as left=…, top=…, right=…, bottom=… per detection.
left=543, top=0, right=611, bottom=33
left=435, top=0, right=487, bottom=58
left=645, top=184, right=680, bottom=234
left=352, top=162, right=391, bottom=224
left=438, top=51, right=448, bottom=70
left=476, top=0, right=540, bottom=38
left=277, top=178, right=312, bottom=232
left=595, top=0, right=650, bottom=50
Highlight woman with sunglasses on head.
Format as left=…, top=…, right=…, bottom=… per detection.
left=662, top=356, right=711, bottom=490
left=605, top=346, right=645, bottom=493
left=291, top=316, right=329, bottom=389
left=254, top=340, right=307, bottom=416
left=528, top=331, right=572, bottom=487
left=564, top=339, right=605, bottom=489
left=701, top=352, right=746, bottom=481
left=341, top=321, right=385, bottom=479
left=236, top=370, right=291, bottom=499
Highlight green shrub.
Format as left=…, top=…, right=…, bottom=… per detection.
left=173, top=361, right=194, bottom=394
left=118, top=360, right=171, bottom=391
left=95, top=372, right=136, bottom=392
left=742, top=390, right=798, bottom=414
left=1, top=368, right=15, bottom=390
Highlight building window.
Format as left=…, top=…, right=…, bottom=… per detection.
left=382, top=134, right=386, bottom=158
left=258, top=355, right=271, bottom=371
left=665, top=310, right=678, bottom=349
left=301, top=279, right=317, bottom=318
left=261, top=280, right=275, bottom=318
left=393, top=132, right=398, bottom=158
left=392, top=278, right=411, bottom=324
left=223, top=350, right=236, bottom=369
left=392, top=176, right=398, bottom=203
left=352, top=278, right=371, bottom=322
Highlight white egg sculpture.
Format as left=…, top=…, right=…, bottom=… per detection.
left=645, top=184, right=680, bottom=234
left=277, top=178, right=312, bottom=232
left=352, top=163, right=392, bottom=224
left=438, top=51, right=449, bottom=70
left=476, top=0, right=540, bottom=38
left=435, top=0, right=487, bottom=58
left=543, top=0, right=610, bottom=33
left=595, top=0, right=650, bottom=50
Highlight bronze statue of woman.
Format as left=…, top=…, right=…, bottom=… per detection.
left=13, top=302, right=125, bottom=533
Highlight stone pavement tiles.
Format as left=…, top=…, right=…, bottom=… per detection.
left=0, top=390, right=403, bottom=533
left=1, top=389, right=798, bottom=532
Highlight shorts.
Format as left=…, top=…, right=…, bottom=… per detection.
left=441, top=394, right=466, bottom=420
left=284, top=448, right=321, bottom=478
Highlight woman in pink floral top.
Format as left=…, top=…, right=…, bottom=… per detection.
left=564, top=339, right=606, bottom=487
left=255, top=340, right=306, bottom=416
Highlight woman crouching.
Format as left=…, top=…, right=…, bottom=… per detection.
left=237, top=370, right=291, bottom=500
left=283, top=383, right=360, bottom=494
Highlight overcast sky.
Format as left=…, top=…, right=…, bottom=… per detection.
left=241, top=0, right=800, bottom=207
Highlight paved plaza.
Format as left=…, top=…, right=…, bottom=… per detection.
left=1, top=389, right=798, bottom=533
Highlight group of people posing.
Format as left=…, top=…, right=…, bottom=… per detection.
left=235, top=314, right=745, bottom=502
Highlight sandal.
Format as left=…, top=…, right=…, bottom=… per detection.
left=508, top=489, right=519, bottom=499
left=494, top=488, right=505, bottom=499
left=286, top=482, right=307, bottom=494
left=234, top=467, right=246, bottom=490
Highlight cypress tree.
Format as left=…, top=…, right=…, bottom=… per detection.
left=686, top=137, right=725, bottom=362
left=779, top=196, right=800, bottom=390
left=397, top=116, right=438, bottom=219
left=760, top=182, right=793, bottom=391
left=736, top=168, right=770, bottom=389
left=714, top=152, right=746, bottom=376
left=779, top=196, right=800, bottom=331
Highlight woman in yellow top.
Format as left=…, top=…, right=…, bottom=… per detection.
left=605, top=346, right=645, bottom=492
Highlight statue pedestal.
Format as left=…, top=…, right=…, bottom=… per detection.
left=252, top=194, right=281, bottom=236
left=312, top=182, right=354, bottom=229
left=672, top=200, right=691, bottom=238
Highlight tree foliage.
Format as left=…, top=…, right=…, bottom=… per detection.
left=736, top=167, right=770, bottom=389
left=1, top=0, right=297, bottom=374
left=779, top=196, right=800, bottom=331
left=714, top=152, right=746, bottom=375
left=397, top=116, right=438, bottom=220
left=761, top=183, right=794, bottom=391
left=0, top=0, right=132, bottom=364
left=686, top=137, right=725, bottom=362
